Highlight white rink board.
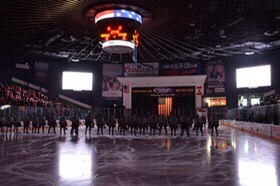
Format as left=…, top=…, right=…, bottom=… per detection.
left=222, top=120, right=280, bottom=140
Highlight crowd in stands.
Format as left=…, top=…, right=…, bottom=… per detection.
left=231, top=105, right=279, bottom=125
left=264, top=93, right=280, bottom=105
left=0, top=82, right=91, bottom=120
left=1, top=82, right=65, bottom=108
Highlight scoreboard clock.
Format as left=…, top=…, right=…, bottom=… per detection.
left=95, top=9, right=142, bottom=53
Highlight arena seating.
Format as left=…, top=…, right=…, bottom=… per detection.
left=0, top=82, right=61, bottom=107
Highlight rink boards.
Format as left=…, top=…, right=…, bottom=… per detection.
left=221, top=120, right=280, bottom=141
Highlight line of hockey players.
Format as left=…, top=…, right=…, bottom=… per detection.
left=0, top=112, right=219, bottom=137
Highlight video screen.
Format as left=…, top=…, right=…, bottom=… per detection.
left=236, top=65, right=271, bottom=88
left=62, top=71, right=93, bottom=91
left=98, top=18, right=138, bottom=42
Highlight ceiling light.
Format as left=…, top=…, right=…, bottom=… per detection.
left=71, top=58, right=80, bottom=62
left=244, top=51, right=254, bottom=55
left=264, top=30, right=279, bottom=37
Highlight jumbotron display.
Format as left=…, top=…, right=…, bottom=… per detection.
left=236, top=65, right=271, bottom=88
left=95, top=9, right=141, bottom=53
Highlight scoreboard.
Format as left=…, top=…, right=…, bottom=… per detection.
left=95, top=9, right=141, bottom=53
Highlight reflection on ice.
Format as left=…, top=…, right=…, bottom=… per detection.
left=161, top=138, right=172, bottom=150
left=244, top=139, right=249, bottom=154
left=238, top=160, right=277, bottom=186
left=58, top=139, right=93, bottom=184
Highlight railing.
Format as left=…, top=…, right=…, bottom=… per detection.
left=226, top=104, right=280, bottom=125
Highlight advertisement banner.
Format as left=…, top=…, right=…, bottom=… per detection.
left=160, top=62, right=200, bottom=76
left=196, top=108, right=208, bottom=119
left=223, top=120, right=234, bottom=127
left=124, top=62, right=159, bottom=77
left=205, top=61, right=225, bottom=94
left=233, top=121, right=242, bottom=129
left=132, top=87, right=194, bottom=97
left=251, top=123, right=271, bottom=137
left=242, top=122, right=251, bottom=132
left=272, top=126, right=280, bottom=140
left=33, top=62, right=49, bottom=82
left=102, top=64, right=122, bottom=98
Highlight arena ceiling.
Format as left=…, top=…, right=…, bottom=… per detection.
left=0, top=0, right=280, bottom=64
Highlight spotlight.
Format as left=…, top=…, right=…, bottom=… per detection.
left=71, top=58, right=80, bottom=62
left=244, top=51, right=254, bottom=55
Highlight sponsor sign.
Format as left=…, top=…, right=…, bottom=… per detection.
left=205, top=61, right=225, bottom=94
left=233, top=121, right=242, bottom=128
left=102, top=64, right=123, bottom=98
left=196, top=85, right=203, bottom=95
left=242, top=122, right=251, bottom=131
left=33, top=62, right=49, bottom=82
left=224, top=120, right=234, bottom=127
left=124, top=62, right=159, bottom=77
left=272, top=126, right=280, bottom=140
left=160, top=62, right=200, bottom=76
left=252, top=123, right=271, bottom=137
left=132, top=87, right=194, bottom=97
left=221, top=120, right=280, bottom=139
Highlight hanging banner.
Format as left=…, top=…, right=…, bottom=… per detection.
left=124, top=62, right=159, bottom=77
left=33, top=62, right=49, bottom=82
left=160, top=62, right=200, bottom=76
left=102, top=64, right=123, bottom=98
left=205, top=61, right=225, bottom=94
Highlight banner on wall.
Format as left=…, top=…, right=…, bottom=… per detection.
left=272, top=126, right=280, bottom=140
left=196, top=108, right=208, bottom=119
left=132, top=87, right=194, bottom=97
left=160, top=62, right=200, bottom=76
left=205, top=61, right=225, bottom=94
left=33, top=62, right=49, bottom=82
left=124, top=62, right=159, bottom=77
left=102, top=64, right=123, bottom=98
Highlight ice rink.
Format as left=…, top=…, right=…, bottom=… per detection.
left=0, top=126, right=279, bottom=186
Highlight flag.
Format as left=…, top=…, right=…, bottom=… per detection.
left=95, top=10, right=142, bottom=24
left=95, top=10, right=114, bottom=23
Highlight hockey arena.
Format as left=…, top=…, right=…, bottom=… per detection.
left=0, top=0, right=280, bottom=185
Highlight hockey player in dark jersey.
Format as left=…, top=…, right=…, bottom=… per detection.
left=169, top=113, right=178, bottom=136
left=107, top=115, right=116, bottom=135
left=23, top=114, right=30, bottom=134
left=149, top=113, right=158, bottom=136
left=158, top=114, right=168, bottom=136
left=59, top=115, right=67, bottom=135
left=179, top=114, right=191, bottom=137
left=96, top=114, right=105, bottom=135
left=85, top=112, right=93, bottom=135
left=194, top=115, right=203, bottom=136
left=48, top=113, right=57, bottom=134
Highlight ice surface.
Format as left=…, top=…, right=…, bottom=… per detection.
left=0, top=126, right=279, bottom=186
